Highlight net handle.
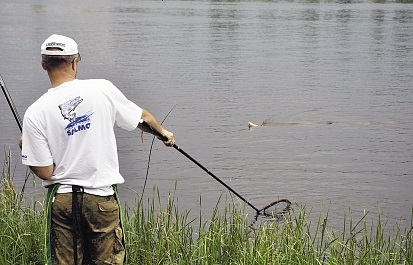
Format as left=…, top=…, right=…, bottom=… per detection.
left=173, top=144, right=261, bottom=213
left=173, top=144, right=293, bottom=217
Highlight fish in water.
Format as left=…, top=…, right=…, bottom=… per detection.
left=248, top=120, right=334, bottom=129
left=248, top=122, right=260, bottom=128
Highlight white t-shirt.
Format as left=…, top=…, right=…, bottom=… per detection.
left=22, top=79, right=142, bottom=195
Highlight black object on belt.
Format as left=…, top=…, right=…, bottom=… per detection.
left=72, top=185, right=84, bottom=265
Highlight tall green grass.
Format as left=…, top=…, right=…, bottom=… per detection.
left=1, top=152, right=412, bottom=264
left=1, top=149, right=44, bottom=265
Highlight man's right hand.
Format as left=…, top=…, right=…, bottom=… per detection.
left=159, top=129, right=175, bottom=147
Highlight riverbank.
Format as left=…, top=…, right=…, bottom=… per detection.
left=1, top=175, right=411, bottom=264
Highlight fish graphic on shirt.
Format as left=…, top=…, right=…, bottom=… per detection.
left=59, top=96, right=83, bottom=123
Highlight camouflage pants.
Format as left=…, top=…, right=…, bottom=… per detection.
left=50, top=192, right=125, bottom=265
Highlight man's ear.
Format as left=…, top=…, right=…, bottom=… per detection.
left=71, top=59, right=77, bottom=71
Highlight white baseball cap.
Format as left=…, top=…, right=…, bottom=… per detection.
left=41, top=34, right=78, bottom=55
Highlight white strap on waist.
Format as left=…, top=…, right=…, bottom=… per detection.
left=56, top=184, right=114, bottom=196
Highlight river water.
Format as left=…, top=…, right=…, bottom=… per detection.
left=1, top=0, right=412, bottom=231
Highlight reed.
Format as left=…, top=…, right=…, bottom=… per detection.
left=123, top=192, right=412, bottom=265
left=1, top=152, right=412, bottom=264
left=1, top=148, right=44, bottom=265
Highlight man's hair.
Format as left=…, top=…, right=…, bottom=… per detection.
left=41, top=54, right=77, bottom=71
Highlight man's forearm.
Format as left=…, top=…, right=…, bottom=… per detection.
left=138, top=109, right=167, bottom=139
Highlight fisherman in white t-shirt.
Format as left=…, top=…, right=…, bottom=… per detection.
left=21, top=34, right=175, bottom=265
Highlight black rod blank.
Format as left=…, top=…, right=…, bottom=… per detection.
left=0, top=74, right=22, bottom=132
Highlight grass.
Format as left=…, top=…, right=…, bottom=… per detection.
left=1, top=151, right=412, bottom=264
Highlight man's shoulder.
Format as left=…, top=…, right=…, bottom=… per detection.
left=27, top=91, right=51, bottom=110
left=76, top=79, right=118, bottom=95
left=80, top=78, right=113, bottom=86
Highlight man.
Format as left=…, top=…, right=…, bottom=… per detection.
left=21, top=34, right=175, bottom=265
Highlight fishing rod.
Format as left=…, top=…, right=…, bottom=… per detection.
left=0, top=74, right=22, bottom=132
left=0, top=74, right=32, bottom=202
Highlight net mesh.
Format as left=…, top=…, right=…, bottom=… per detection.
left=249, top=198, right=292, bottom=229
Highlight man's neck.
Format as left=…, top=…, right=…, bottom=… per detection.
left=48, top=70, right=76, bottom=88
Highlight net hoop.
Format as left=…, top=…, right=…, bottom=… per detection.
left=258, top=198, right=292, bottom=218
